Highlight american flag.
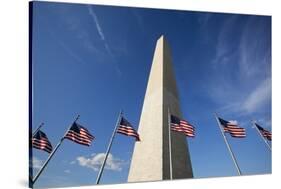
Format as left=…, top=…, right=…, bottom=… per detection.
left=65, top=122, right=95, bottom=146
left=218, top=117, right=246, bottom=138
left=32, top=130, right=53, bottom=153
left=117, top=117, right=140, bottom=141
left=255, top=123, right=272, bottom=141
left=170, top=115, right=195, bottom=137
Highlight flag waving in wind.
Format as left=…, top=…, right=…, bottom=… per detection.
left=32, top=130, right=53, bottom=153
left=117, top=117, right=140, bottom=141
left=255, top=123, right=272, bottom=141
left=218, top=117, right=246, bottom=138
left=170, top=115, right=195, bottom=137
left=65, top=122, right=95, bottom=146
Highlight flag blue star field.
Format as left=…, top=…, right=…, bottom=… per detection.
left=255, top=123, right=272, bottom=141
left=65, top=122, right=95, bottom=146
left=32, top=130, right=53, bottom=153
left=218, top=117, right=246, bottom=138
left=170, top=115, right=195, bottom=137
left=117, top=117, right=140, bottom=141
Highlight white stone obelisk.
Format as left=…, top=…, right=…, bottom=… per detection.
left=128, top=35, right=193, bottom=182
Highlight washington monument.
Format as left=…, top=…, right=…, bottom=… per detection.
left=128, top=35, right=193, bottom=182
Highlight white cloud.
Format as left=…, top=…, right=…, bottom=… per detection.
left=242, top=77, right=271, bottom=113
left=217, top=77, right=271, bottom=115
left=198, top=13, right=212, bottom=28
left=209, top=16, right=271, bottom=117
left=87, top=6, right=105, bottom=41
left=32, top=157, right=43, bottom=170
left=87, top=6, right=122, bottom=76
left=238, top=17, right=271, bottom=78
left=212, top=15, right=239, bottom=66
left=57, top=39, right=85, bottom=65
left=132, top=10, right=145, bottom=33
left=70, top=160, right=76, bottom=165
left=64, top=170, right=71, bottom=174
left=228, top=120, right=238, bottom=125
left=254, top=118, right=272, bottom=129
left=76, top=153, right=124, bottom=172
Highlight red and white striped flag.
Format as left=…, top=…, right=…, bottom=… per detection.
left=255, top=123, right=272, bottom=141
left=218, top=117, right=246, bottom=138
left=117, top=117, right=140, bottom=141
left=170, top=115, right=195, bottom=137
left=65, top=122, right=95, bottom=146
left=32, top=130, right=53, bottom=153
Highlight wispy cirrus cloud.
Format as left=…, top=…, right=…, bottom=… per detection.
left=208, top=15, right=271, bottom=116
left=242, top=77, right=271, bottom=113
left=238, top=17, right=271, bottom=78
left=57, top=38, right=86, bottom=65
left=88, top=6, right=105, bottom=41
left=219, top=77, right=271, bottom=115
left=197, top=13, right=213, bottom=32
left=45, top=7, right=100, bottom=65
left=87, top=5, right=122, bottom=75
left=131, top=10, right=145, bottom=33
left=212, top=15, right=240, bottom=66
left=64, top=170, right=71, bottom=174
left=75, top=153, right=125, bottom=172
left=45, top=5, right=123, bottom=76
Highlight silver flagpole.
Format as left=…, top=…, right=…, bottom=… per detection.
left=32, top=115, right=80, bottom=184
left=214, top=113, right=242, bottom=176
left=32, top=122, right=44, bottom=137
left=168, top=107, right=173, bottom=179
left=252, top=120, right=271, bottom=151
left=96, top=110, right=123, bottom=184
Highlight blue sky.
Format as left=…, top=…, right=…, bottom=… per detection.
left=31, top=1, right=271, bottom=188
